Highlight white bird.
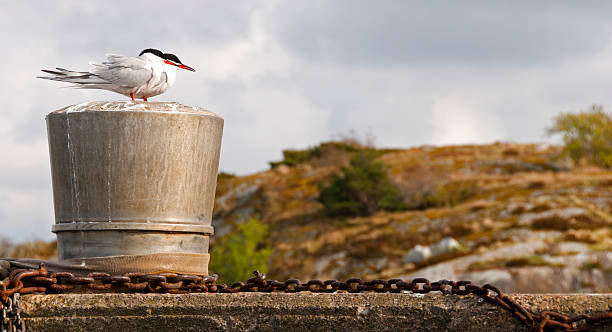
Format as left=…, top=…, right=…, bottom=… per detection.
left=38, top=48, right=195, bottom=101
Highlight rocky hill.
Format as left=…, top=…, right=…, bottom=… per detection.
left=213, top=142, right=612, bottom=293
left=3, top=142, right=611, bottom=293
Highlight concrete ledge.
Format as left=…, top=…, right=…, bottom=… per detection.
left=20, top=293, right=611, bottom=331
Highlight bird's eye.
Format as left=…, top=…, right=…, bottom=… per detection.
left=163, top=53, right=182, bottom=64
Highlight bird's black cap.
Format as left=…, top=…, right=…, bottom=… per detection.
left=139, top=48, right=164, bottom=58
left=163, top=53, right=183, bottom=64
left=139, top=49, right=184, bottom=65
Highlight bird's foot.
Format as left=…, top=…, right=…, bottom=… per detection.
left=143, top=97, right=148, bottom=102
left=130, top=93, right=134, bottom=102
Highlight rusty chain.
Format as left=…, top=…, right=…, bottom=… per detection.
left=1, top=264, right=610, bottom=332
left=1, top=294, right=24, bottom=332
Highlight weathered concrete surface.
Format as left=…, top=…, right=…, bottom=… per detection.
left=19, top=293, right=611, bottom=331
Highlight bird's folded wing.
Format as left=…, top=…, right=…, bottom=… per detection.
left=91, top=54, right=153, bottom=88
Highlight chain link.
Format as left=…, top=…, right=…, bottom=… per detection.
left=1, top=294, right=25, bottom=332
left=1, top=264, right=610, bottom=332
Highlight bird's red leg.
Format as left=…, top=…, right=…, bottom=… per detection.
left=143, top=97, right=148, bottom=102
left=130, top=93, right=134, bottom=101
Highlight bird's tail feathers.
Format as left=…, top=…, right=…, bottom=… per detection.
left=37, top=68, right=108, bottom=85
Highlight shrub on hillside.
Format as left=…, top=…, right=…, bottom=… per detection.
left=407, top=180, right=478, bottom=210
left=269, top=132, right=399, bottom=169
left=208, top=217, right=271, bottom=284
left=548, top=105, right=612, bottom=168
left=318, top=150, right=405, bottom=217
left=394, top=163, right=478, bottom=211
left=269, top=141, right=366, bottom=169
left=217, top=171, right=236, bottom=180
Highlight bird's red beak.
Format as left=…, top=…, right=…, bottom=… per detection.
left=179, top=64, right=195, bottom=72
left=164, top=60, right=195, bottom=72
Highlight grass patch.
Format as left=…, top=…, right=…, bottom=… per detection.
left=469, top=255, right=560, bottom=270
left=405, top=180, right=479, bottom=210
left=535, top=248, right=579, bottom=257
left=0, top=239, right=57, bottom=260
left=581, top=261, right=602, bottom=270
left=505, top=255, right=548, bottom=267
left=581, top=281, right=595, bottom=288
left=532, top=213, right=601, bottom=231
left=591, top=243, right=612, bottom=251
left=218, top=171, right=236, bottom=180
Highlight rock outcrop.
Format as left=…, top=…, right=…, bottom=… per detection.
left=212, top=143, right=612, bottom=293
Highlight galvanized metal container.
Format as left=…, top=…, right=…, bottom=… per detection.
left=46, top=101, right=223, bottom=275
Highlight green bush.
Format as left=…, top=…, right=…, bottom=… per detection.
left=268, top=139, right=389, bottom=169
left=505, top=255, right=548, bottom=268
left=581, top=261, right=602, bottom=270
left=217, top=172, right=237, bottom=182
left=208, top=217, right=271, bottom=284
left=469, top=255, right=554, bottom=270
left=548, top=105, right=612, bottom=168
left=269, top=145, right=324, bottom=168
left=318, top=150, right=405, bottom=217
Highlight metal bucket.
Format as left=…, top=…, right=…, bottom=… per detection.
left=46, top=101, right=223, bottom=275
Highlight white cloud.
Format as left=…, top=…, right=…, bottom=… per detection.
left=0, top=188, right=54, bottom=241
left=430, top=95, right=503, bottom=145
left=0, top=140, right=54, bottom=241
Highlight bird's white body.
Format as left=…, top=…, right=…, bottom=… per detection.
left=91, top=53, right=178, bottom=98
left=39, top=50, right=194, bottom=100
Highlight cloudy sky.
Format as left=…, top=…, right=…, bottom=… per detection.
left=2, top=1, right=612, bottom=242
